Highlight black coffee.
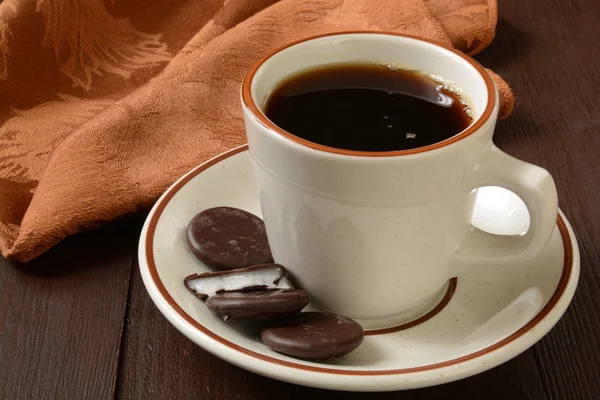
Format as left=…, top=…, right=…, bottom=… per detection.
left=265, top=63, right=471, bottom=152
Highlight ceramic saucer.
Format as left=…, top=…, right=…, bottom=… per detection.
left=138, top=145, right=579, bottom=391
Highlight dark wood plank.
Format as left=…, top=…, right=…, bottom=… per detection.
left=476, top=0, right=600, bottom=399
left=115, top=258, right=547, bottom=400
left=0, top=220, right=140, bottom=399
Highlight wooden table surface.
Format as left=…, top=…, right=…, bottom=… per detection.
left=2, top=1, right=599, bottom=399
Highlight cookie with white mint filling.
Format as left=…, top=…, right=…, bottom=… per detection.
left=184, top=263, right=292, bottom=300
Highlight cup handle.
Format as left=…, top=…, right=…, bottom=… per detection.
left=451, top=145, right=558, bottom=276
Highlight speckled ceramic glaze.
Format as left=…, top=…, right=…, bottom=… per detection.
left=241, top=33, right=559, bottom=324
left=137, top=146, right=578, bottom=391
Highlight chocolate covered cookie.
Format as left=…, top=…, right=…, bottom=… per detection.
left=205, top=289, right=310, bottom=321
left=261, top=312, right=364, bottom=359
left=184, top=263, right=291, bottom=300
left=186, top=207, right=273, bottom=270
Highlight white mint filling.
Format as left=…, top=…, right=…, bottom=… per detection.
left=187, top=267, right=293, bottom=297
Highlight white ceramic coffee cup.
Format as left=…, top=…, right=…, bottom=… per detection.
left=241, top=32, right=558, bottom=327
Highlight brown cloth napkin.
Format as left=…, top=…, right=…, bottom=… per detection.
left=0, top=0, right=514, bottom=262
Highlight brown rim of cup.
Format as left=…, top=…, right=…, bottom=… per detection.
left=241, top=31, right=497, bottom=157
left=145, top=144, right=574, bottom=376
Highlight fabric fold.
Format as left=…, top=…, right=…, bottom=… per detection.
left=0, top=0, right=513, bottom=262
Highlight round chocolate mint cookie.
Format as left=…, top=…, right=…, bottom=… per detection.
left=184, top=264, right=292, bottom=300
left=186, top=207, right=273, bottom=270
left=261, top=312, right=364, bottom=359
left=205, top=289, right=309, bottom=321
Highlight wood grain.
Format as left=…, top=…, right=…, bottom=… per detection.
left=0, top=220, right=139, bottom=400
left=476, top=0, right=600, bottom=399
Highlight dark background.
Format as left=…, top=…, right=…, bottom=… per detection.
left=1, top=0, right=599, bottom=398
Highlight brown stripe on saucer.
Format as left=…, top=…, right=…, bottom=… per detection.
left=364, top=278, right=457, bottom=336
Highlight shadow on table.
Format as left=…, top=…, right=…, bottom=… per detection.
left=13, top=215, right=144, bottom=277
left=476, top=18, right=534, bottom=68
